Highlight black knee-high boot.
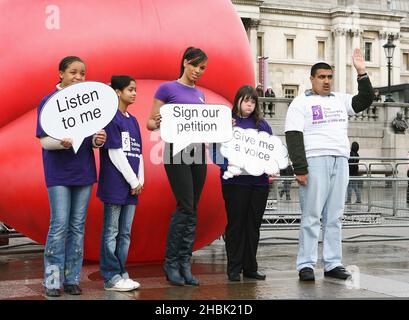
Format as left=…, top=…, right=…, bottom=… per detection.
left=179, top=212, right=199, bottom=286
left=164, top=211, right=187, bottom=286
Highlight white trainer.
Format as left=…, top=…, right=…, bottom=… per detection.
left=124, top=278, right=141, bottom=290
left=104, top=279, right=136, bottom=292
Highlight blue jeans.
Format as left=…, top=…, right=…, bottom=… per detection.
left=100, top=204, right=136, bottom=286
left=296, top=156, right=348, bottom=272
left=44, top=185, right=92, bottom=289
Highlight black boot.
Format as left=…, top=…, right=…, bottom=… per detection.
left=180, top=262, right=199, bottom=286
left=164, top=212, right=186, bottom=286
left=179, top=213, right=199, bottom=286
left=164, top=264, right=185, bottom=286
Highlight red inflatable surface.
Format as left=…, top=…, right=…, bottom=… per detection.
left=0, top=0, right=254, bottom=262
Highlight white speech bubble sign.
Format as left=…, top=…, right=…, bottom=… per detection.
left=160, top=104, right=232, bottom=156
left=220, top=127, right=288, bottom=179
left=40, top=81, right=118, bottom=153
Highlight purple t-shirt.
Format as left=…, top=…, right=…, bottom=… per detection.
left=36, top=91, right=97, bottom=188
left=97, top=110, right=142, bottom=205
left=155, top=80, right=205, bottom=104
left=221, top=115, right=273, bottom=186
left=155, top=80, right=206, bottom=159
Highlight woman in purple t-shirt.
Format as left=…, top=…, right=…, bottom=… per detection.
left=97, top=75, right=143, bottom=292
left=215, top=85, right=272, bottom=282
left=35, top=56, right=106, bottom=297
left=147, top=47, right=208, bottom=286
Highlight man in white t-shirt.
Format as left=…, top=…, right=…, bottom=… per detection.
left=285, top=49, right=373, bottom=281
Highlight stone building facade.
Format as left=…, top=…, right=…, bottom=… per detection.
left=232, top=0, right=409, bottom=100
left=232, top=0, right=409, bottom=166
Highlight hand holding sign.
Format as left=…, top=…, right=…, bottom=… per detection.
left=60, top=138, right=73, bottom=149
left=220, top=127, right=288, bottom=179
left=94, top=129, right=107, bottom=146
left=40, top=81, right=118, bottom=153
left=160, top=104, right=232, bottom=156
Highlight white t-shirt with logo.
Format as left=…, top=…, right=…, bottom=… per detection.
left=285, top=92, right=356, bottom=158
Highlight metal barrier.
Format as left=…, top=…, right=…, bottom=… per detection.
left=0, top=222, right=44, bottom=255
left=263, top=172, right=409, bottom=231
left=2, top=157, right=409, bottom=248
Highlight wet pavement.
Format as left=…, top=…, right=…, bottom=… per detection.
left=1, top=226, right=409, bottom=300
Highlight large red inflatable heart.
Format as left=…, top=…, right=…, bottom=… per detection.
left=0, top=0, right=254, bottom=262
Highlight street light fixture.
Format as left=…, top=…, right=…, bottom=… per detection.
left=383, top=35, right=396, bottom=102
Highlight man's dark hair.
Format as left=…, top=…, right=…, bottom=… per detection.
left=310, top=62, right=332, bottom=77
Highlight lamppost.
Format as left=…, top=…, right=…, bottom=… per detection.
left=383, top=35, right=396, bottom=102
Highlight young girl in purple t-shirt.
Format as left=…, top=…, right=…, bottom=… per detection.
left=97, top=75, right=143, bottom=292
left=215, top=85, right=272, bottom=282
left=36, top=56, right=106, bottom=297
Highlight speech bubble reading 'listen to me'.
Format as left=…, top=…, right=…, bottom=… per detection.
left=160, top=104, right=232, bottom=156
left=40, top=81, right=118, bottom=153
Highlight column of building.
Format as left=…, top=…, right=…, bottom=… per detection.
left=249, top=19, right=260, bottom=85
left=350, top=29, right=362, bottom=94
left=333, top=27, right=347, bottom=92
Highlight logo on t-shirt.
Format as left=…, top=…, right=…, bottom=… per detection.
left=121, top=132, right=131, bottom=151
left=312, top=105, right=323, bottom=120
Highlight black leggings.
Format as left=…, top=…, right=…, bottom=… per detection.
left=222, top=184, right=269, bottom=274
left=164, top=162, right=207, bottom=215
left=163, top=159, right=207, bottom=268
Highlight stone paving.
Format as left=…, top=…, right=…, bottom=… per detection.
left=1, top=227, right=409, bottom=300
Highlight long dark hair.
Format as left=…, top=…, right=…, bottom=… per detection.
left=179, top=47, right=208, bottom=78
left=351, top=141, right=359, bottom=152
left=232, top=85, right=263, bottom=129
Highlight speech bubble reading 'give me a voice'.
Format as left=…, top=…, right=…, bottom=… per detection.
left=220, top=127, right=288, bottom=179
left=160, top=104, right=232, bottom=156
left=40, top=81, right=118, bottom=153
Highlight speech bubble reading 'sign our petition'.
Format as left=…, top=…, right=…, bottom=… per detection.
left=40, top=81, right=118, bottom=153
left=160, top=104, right=232, bottom=156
